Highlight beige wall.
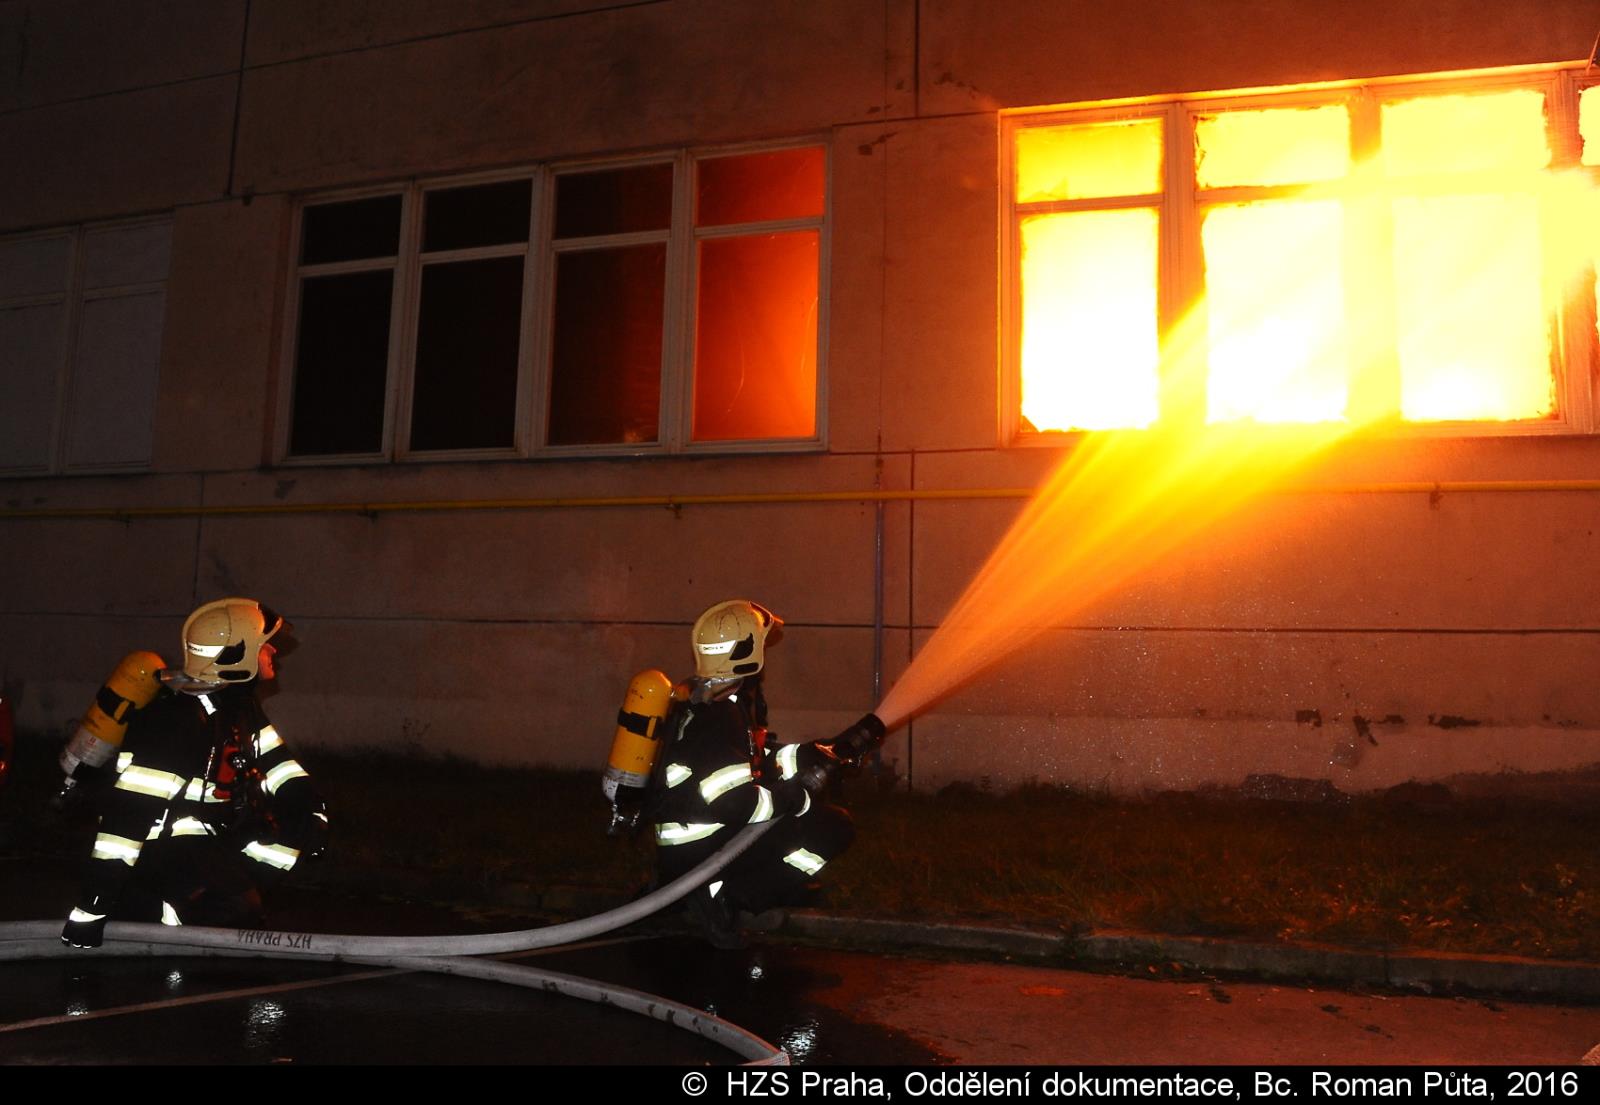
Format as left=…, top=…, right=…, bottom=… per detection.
left=4, top=0, right=1600, bottom=793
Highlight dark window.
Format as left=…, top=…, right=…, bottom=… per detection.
left=423, top=180, right=532, bottom=252
left=548, top=245, right=665, bottom=446
left=410, top=256, right=524, bottom=451
left=283, top=146, right=826, bottom=462
left=289, top=270, right=393, bottom=456
left=300, top=196, right=402, bottom=265
left=554, top=164, right=673, bottom=238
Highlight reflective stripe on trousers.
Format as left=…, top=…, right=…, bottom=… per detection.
left=655, top=821, right=724, bottom=845
left=242, top=840, right=300, bottom=871
left=782, top=847, right=828, bottom=876
left=91, top=833, right=143, bottom=865
left=262, top=759, right=309, bottom=796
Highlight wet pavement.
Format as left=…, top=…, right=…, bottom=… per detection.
left=0, top=943, right=730, bottom=1064
left=0, top=934, right=939, bottom=1064
left=0, top=855, right=937, bottom=1064
left=5, top=854, right=1600, bottom=1065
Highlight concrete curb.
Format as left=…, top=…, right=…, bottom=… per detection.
left=310, top=870, right=1600, bottom=1003
left=782, top=913, right=1600, bottom=1002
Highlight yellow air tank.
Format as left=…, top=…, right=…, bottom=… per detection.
left=602, top=669, right=676, bottom=803
left=59, top=650, right=165, bottom=782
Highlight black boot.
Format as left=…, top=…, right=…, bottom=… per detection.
left=684, top=886, right=745, bottom=950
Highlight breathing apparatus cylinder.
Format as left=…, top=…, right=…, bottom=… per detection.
left=58, top=651, right=165, bottom=795
left=602, top=669, right=677, bottom=833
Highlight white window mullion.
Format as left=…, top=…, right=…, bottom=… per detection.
left=389, top=187, right=423, bottom=460
left=414, top=242, right=529, bottom=266
left=1162, top=103, right=1204, bottom=425
left=692, top=214, right=826, bottom=239
left=551, top=228, right=678, bottom=252
left=528, top=166, right=557, bottom=450
left=511, top=171, right=547, bottom=457
left=660, top=151, right=696, bottom=451
left=1343, top=87, right=1400, bottom=424
left=1551, top=73, right=1596, bottom=432
left=813, top=140, right=833, bottom=449
left=999, top=117, right=1024, bottom=443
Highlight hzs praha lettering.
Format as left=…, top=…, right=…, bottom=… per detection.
left=727, top=1071, right=1242, bottom=1098
left=237, top=929, right=314, bottom=949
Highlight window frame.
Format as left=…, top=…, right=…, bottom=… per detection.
left=1000, top=64, right=1600, bottom=445
left=0, top=214, right=173, bottom=477
left=275, top=138, right=830, bottom=467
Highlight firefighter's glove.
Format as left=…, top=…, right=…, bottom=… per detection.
left=61, top=906, right=109, bottom=949
left=829, top=713, right=888, bottom=768
left=769, top=780, right=813, bottom=817
left=794, top=744, right=846, bottom=795
left=801, top=714, right=889, bottom=789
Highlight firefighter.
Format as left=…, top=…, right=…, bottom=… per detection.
left=61, top=598, right=328, bottom=949
left=650, top=599, right=857, bottom=949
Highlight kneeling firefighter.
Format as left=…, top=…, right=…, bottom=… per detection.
left=604, top=599, right=885, bottom=948
left=61, top=598, right=329, bottom=949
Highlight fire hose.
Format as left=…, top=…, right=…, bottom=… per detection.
left=0, top=820, right=786, bottom=1062
left=0, top=713, right=889, bottom=1065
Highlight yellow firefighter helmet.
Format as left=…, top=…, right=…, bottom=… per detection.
left=692, top=599, right=782, bottom=681
left=181, top=598, right=284, bottom=684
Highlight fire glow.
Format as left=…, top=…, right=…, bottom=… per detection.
left=876, top=86, right=1600, bottom=729
left=1016, top=86, right=1600, bottom=433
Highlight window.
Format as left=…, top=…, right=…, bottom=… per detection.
left=0, top=219, right=171, bottom=475
left=281, top=143, right=827, bottom=462
left=1004, top=67, right=1600, bottom=439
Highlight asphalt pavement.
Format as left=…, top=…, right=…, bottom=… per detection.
left=5, top=853, right=1600, bottom=1065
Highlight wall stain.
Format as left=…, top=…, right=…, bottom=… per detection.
left=857, top=131, right=897, bottom=157
left=1352, top=715, right=1376, bottom=746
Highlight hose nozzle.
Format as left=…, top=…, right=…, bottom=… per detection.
left=830, top=712, right=887, bottom=767
left=794, top=714, right=889, bottom=795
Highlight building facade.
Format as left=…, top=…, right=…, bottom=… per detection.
left=3, top=0, right=1599, bottom=792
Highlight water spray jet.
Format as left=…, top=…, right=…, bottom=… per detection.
left=874, top=150, right=1600, bottom=736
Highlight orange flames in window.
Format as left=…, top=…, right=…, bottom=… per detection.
left=1018, top=88, right=1600, bottom=433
